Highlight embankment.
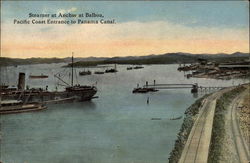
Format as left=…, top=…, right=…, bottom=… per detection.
left=168, top=84, right=248, bottom=163
left=168, top=94, right=208, bottom=163
left=208, top=86, right=245, bottom=163
left=208, top=85, right=247, bottom=163
left=238, top=85, right=250, bottom=144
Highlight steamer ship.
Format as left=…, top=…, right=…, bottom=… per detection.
left=1, top=56, right=97, bottom=104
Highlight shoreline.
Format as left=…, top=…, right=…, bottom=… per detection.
left=169, top=84, right=249, bottom=163
left=168, top=94, right=209, bottom=162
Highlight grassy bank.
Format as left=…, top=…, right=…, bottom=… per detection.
left=168, top=95, right=208, bottom=163
left=208, top=85, right=246, bottom=163
left=238, top=85, right=250, bottom=143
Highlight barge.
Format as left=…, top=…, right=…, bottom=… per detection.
left=0, top=100, right=47, bottom=114
left=132, top=87, right=158, bottom=93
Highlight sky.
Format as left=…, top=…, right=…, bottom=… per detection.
left=1, top=1, right=249, bottom=58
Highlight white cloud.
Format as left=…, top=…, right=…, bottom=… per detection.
left=57, top=7, right=77, bottom=15
left=1, top=20, right=249, bottom=58
left=2, top=20, right=249, bottom=43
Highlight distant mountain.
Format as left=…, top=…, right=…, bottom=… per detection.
left=63, top=57, right=108, bottom=62
left=1, top=52, right=249, bottom=66
left=230, top=52, right=249, bottom=57
left=0, top=57, right=65, bottom=66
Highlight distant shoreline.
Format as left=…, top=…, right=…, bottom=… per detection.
left=0, top=52, right=249, bottom=67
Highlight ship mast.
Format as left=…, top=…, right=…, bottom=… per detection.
left=71, top=52, right=74, bottom=87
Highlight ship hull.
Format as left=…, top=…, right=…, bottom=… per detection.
left=1, top=89, right=97, bottom=104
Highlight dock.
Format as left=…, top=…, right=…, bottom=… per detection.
left=133, top=81, right=227, bottom=94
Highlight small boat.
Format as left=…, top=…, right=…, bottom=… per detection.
left=186, top=74, right=192, bottom=79
left=127, top=67, right=133, bottom=70
left=94, top=71, right=105, bottom=74
left=170, top=116, right=183, bottom=120
left=133, top=66, right=144, bottom=69
left=79, top=70, right=91, bottom=76
left=0, top=100, right=47, bottom=114
left=132, top=87, right=158, bottom=93
left=105, top=64, right=118, bottom=73
left=29, top=74, right=48, bottom=79
left=105, top=69, right=118, bottom=73
left=151, top=118, right=162, bottom=120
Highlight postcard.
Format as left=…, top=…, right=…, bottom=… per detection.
left=0, top=1, right=249, bottom=163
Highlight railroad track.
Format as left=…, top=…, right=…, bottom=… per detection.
left=230, top=92, right=250, bottom=163
left=179, top=88, right=231, bottom=163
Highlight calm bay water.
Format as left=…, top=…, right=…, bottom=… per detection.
left=0, top=64, right=245, bottom=163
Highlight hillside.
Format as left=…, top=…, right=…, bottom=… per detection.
left=0, top=52, right=249, bottom=67
left=66, top=52, right=249, bottom=67
left=0, top=57, right=65, bottom=66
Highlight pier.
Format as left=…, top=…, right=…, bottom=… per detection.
left=133, top=81, right=227, bottom=93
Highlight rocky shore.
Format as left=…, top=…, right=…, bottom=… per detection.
left=238, top=85, right=250, bottom=145
left=168, top=95, right=208, bottom=163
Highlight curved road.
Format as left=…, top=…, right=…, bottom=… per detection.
left=229, top=90, right=250, bottom=163
left=178, top=88, right=231, bottom=163
left=179, top=86, right=249, bottom=163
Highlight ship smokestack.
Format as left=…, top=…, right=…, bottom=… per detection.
left=18, top=72, right=25, bottom=90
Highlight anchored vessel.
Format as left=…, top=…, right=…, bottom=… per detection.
left=133, top=66, right=144, bottom=69
left=132, top=87, right=158, bottom=93
left=1, top=56, right=97, bottom=104
left=79, top=70, right=91, bottom=76
left=94, top=71, right=105, bottom=74
left=105, top=64, right=118, bottom=73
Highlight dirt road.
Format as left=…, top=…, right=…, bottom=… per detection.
left=178, top=89, right=230, bottom=163
left=229, top=90, right=250, bottom=163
